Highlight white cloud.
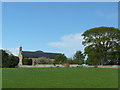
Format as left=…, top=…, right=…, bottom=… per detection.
left=48, top=33, right=85, bottom=57
left=6, top=48, right=19, bottom=56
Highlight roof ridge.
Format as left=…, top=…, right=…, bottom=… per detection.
left=22, top=51, right=61, bottom=59
left=22, top=51, right=61, bottom=54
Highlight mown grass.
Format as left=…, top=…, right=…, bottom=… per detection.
left=2, top=67, right=118, bottom=88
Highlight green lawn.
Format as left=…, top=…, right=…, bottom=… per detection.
left=2, top=67, right=118, bottom=88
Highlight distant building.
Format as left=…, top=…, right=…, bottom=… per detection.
left=18, top=47, right=61, bottom=65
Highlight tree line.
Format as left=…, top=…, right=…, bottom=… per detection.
left=1, top=26, right=120, bottom=67
left=53, top=27, right=120, bottom=66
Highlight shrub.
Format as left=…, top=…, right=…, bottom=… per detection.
left=2, top=49, right=19, bottom=68
left=35, top=57, right=53, bottom=64
left=67, top=59, right=82, bottom=65
left=22, top=58, right=28, bottom=65
left=54, top=54, right=67, bottom=64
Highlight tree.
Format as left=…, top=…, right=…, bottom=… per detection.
left=107, top=45, right=120, bottom=65
left=82, top=27, right=120, bottom=65
left=84, top=59, right=88, bottom=64
left=36, top=50, right=43, bottom=52
left=8, top=55, right=19, bottom=67
left=2, top=49, right=19, bottom=68
left=84, top=46, right=103, bottom=65
left=54, top=54, right=67, bottom=64
left=73, top=50, right=85, bottom=64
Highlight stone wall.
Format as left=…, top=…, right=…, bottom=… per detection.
left=82, top=65, right=119, bottom=69
left=28, top=58, right=54, bottom=65
left=18, top=64, right=119, bottom=68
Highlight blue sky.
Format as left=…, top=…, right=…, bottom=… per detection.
left=2, top=2, right=118, bottom=58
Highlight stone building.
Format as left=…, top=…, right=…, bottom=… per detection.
left=18, top=47, right=61, bottom=65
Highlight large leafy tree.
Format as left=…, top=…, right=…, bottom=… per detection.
left=73, top=50, right=85, bottom=64
left=2, top=49, right=19, bottom=67
left=82, top=27, right=120, bottom=65
left=54, top=54, right=67, bottom=64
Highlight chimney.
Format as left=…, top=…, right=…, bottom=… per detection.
left=18, top=46, right=23, bottom=66
left=20, top=46, right=22, bottom=52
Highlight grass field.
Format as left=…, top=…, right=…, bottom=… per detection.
left=2, top=67, right=118, bottom=88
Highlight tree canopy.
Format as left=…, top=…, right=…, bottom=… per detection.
left=73, top=50, right=85, bottom=64
left=54, top=54, right=67, bottom=64
left=36, top=50, right=43, bottom=52
left=82, top=27, right=120, bottom=65
left=2, top=49, right=19, bottom=67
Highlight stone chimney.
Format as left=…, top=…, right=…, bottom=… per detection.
left=19, top=46, right=22, bottom=53
left=18, top=46, right=23, bottom=66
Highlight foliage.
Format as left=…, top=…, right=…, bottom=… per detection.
left=84, top=59, right=88, bottom=64
left=73, top=50, right=85, bottom=64
left=82, top=27, right=120, bottom=65
left=107, top=51, right=119, bottom=65
left=73, top=60, right=82, bottom=65
left=67, top=59, right=82, bottom=65
left=22, top=58, right=32, bottom=65
left=84, top=47, right=103, bottom=65
left=54, top=54, right=67, bottom=64
left=106, top=60, right=114, bottom=65
left=35, top=57, right=53, bottom=64
left=22, top=58, right=29, bottom=65
left=36, top=50, right=43, bottom=52
left=2, top=49, right=19, bottom=68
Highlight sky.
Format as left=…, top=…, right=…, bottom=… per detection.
left=2, top=2, right=118, bottom=58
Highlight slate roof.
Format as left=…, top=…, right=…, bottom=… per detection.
left=22, top=51, right=60, bottom=59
